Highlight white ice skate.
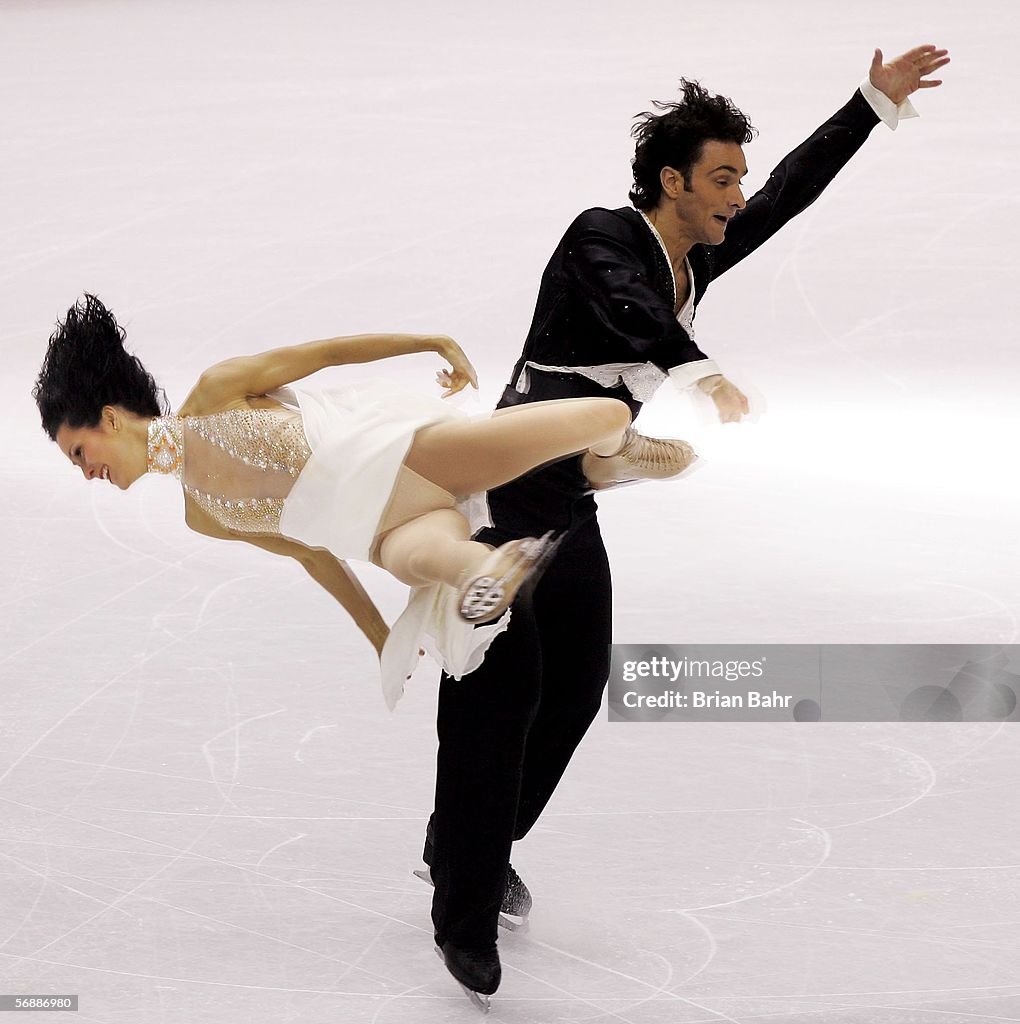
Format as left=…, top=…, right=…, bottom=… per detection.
left=457, top=531, right=560, bottom=624
left=582, top=427, right=697, bottom=491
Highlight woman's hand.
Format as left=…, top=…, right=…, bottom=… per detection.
left=432, top=336, right=479, bottom=398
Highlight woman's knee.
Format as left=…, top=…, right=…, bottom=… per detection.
left=376, top=531, right=422, bottom=584
left=377, top=508, right=472, bottom=584
left=599, top=398, right=632, bottom=433
left=575, top=397, right=631, bottom=439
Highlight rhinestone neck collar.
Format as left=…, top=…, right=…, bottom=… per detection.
left=147, top=415, right=184, bottom=477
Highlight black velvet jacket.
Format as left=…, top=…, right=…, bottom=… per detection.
left=507, top=88, right=882, bottom=393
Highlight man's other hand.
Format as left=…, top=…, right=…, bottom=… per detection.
left=870, top=44, right=950, bottom=104
left=699, top=374, right=750, bottom=423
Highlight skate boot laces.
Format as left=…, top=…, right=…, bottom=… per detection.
left=615, top=428, right=694, bottom=475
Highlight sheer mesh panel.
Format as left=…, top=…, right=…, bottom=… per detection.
left=180, top=408, right=312, bottom=535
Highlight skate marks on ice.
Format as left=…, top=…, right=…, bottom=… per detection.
left=4, top=0, right=1020, bottom=1021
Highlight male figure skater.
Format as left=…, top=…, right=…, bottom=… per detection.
left=426, top=44, right=950, bottom=1005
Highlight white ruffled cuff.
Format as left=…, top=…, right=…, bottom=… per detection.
left=859, top=76, right=919, bottom=131
left=668, top=358, right=722, bottom=392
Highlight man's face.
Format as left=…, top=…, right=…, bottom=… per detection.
left=668, top=140, right=748, bottom=245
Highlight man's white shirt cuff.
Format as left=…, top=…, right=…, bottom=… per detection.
left=669, top=358, right=722, bottom=391
left=859, top=76, right=919, bottom=131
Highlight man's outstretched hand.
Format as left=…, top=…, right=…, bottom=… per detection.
left=870, top=44, right=950, bottom=104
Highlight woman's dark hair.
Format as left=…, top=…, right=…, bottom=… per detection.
left=33, top=294, right=167, bottom=440
left=629, top=79, right=757, bottom=210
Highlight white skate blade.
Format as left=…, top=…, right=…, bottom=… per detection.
left=586, top=458, right=702, bottom=493
left=585, top=477, right=641, bottom=494
left=460, top=982, right=491, bottom=1013
left=498, top=910, right=530, bottom=933
left=415, top=867, right=530, bottom=933
left=434, top=946, right=491, bottom=1014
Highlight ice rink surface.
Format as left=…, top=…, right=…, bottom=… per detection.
left=3, top=1, right=1020, bottom=1020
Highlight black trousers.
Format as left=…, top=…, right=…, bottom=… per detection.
left=428, top=376, right=637, bottom=947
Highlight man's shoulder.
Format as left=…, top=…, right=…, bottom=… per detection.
left=567, top=205, right=643, bottom=235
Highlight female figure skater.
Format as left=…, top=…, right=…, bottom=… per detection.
left=34, top=295, right=695, bottom=703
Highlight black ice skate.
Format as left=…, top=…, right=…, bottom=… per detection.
left=435, top=940, right=500, bottom=1013
left=500, top=863, right=533, bottom=932
left=413, top=863, right=533, bottom=932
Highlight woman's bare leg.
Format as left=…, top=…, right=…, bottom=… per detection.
left=376, top=509, right=493, bottom=588
left=376, top=508, right=555, bottom=623
left=404, top=398, right=631, bottom=497
left=374, top=398, right=629, bottom=592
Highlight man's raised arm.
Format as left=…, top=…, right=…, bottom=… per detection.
left=708, top=44, right=950, bottom=281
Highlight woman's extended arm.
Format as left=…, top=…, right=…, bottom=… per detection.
left=200, top=333, right=478, bottom=399
left=298, top=549, right=390, bottom=657
left=184, top=497, right=390, bottom=658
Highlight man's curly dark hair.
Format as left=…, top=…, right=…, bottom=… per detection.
left=629, top=79, right=757, bottom=210
left=33, top=294, right=167, bottom=441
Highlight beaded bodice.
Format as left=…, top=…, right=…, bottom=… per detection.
left=148, top=407, right=312, bottom=536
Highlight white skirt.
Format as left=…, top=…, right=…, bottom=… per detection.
left=270, top=382, right=509, bottom=710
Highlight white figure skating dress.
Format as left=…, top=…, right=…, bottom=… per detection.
left=147, top=382, right=509, bottom=708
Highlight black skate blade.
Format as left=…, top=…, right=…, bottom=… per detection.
left=434, top=946, right=491, bottom=1014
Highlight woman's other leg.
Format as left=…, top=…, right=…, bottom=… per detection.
left=404, top=398, right=631, bottom=497
left=374, top=509, right=491, bottom=588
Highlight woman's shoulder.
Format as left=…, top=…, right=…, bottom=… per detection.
left=178, top=373, right=287, bottom=418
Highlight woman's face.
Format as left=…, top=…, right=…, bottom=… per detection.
left=55, top=406, right=148, bottom=490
